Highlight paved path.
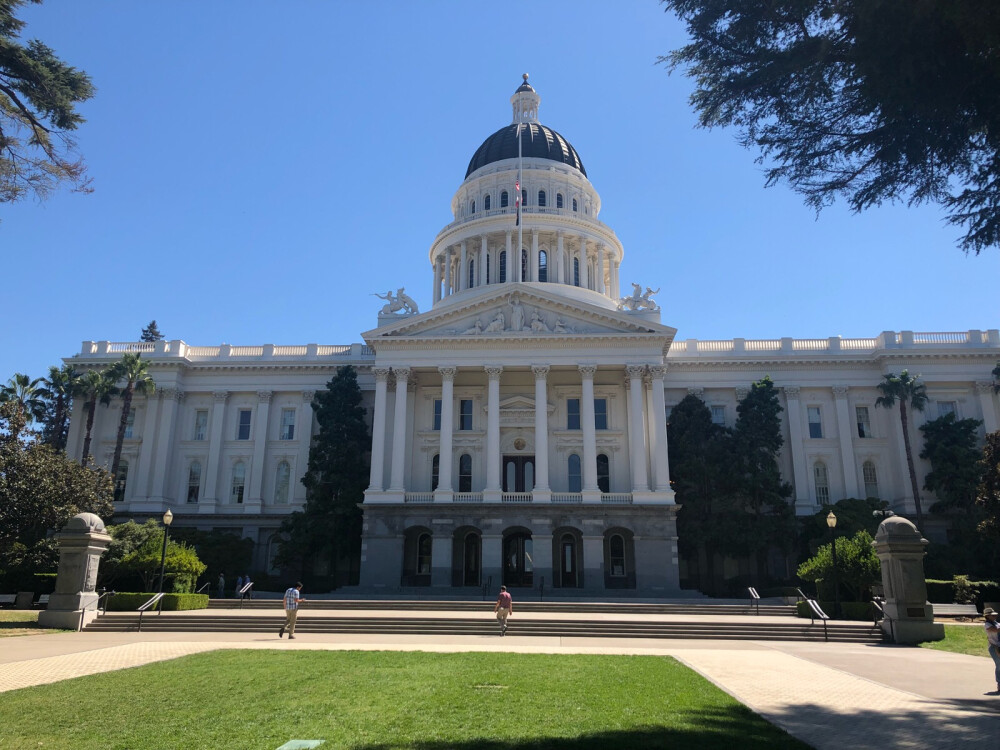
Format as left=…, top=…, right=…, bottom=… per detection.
left=1, top=621, right=998, bottom=749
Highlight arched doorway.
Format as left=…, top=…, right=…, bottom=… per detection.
left=463, top=531, right=481, bottom=586
left=503, top=531, right=533, bottom=587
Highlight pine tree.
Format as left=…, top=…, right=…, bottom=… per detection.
left=139, top=320, right=164, bottom=342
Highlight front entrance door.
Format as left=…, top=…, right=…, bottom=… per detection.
left=560, top=534, right=578, bottom=588
left=503, top=533, right=533, bottom=587
left=502, top=455, right=535, bottom=492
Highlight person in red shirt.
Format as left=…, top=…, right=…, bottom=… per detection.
left=494, top=585, right=513, bottom=636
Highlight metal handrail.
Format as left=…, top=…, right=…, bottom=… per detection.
left=747, top=586, right=761, bottom=615
left=238, top=582, right=253, bottom=609
left=872, top=597, right=895, bottom=642
left=796, top=588, right=830, bottom=641
left=195, top=581, right=210, bottom=595
left=136, top=593, right=165, bottom=632
left=77, top=589, right=116, bottom=631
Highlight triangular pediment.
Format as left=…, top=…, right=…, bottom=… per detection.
left=362, top=284, right=676, bottom=345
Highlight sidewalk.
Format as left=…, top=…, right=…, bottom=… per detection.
left=1, top=627, right=997, bottom=749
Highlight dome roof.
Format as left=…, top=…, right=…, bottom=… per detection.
left=465, top=123, right=587, bottom=178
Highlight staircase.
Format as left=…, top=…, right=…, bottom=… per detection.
left=85, top=600, right=884, bottom=643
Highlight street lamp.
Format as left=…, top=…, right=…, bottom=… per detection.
left=157, top=509, right=174, bottom=611
left=826, top=510, right=840, bottom=620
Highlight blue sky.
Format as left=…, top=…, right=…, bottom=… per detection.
left=3, top=1, right=998, bottom=383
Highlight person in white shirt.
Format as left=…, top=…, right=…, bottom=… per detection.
left=279, top=583, right=305, bottom=639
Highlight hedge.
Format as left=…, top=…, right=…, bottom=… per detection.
left=926, top=578, right=1000, bottom=608
left=105, top=593, right=209, bottom=611
left=796, top=600, right=874, bottom=621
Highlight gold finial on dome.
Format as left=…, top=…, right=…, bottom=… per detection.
left=523, top=73, right=529, bottom=82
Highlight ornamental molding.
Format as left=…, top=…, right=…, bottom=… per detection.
left=531, top=365, right=551, bottom=378
left=213, top=391, right=229, bottom=403
left=438, top=366, right=458, bottom=380
left=976, top=381, right=997, bottom=393
left=301, top=391, right=315, bottom=403
left=257, top=391, right=273, bottom=402
left=832, top=385, right=850, bottom=397
left=687, top=387, right=704, bottom=397
left=485, top=365, right=504, bottom=379
left=648, top=364, right=668, bottom=379
left=783, top=386, right=801, bottom=398
left=578, top=364, right=598, bottom=378
left=734, top=387, right=750, bottom=401
left=373, top=367, right=391, bottom=382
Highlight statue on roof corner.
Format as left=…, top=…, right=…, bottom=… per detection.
left=617, top=283, right=660, bottom=313
left=373, top=287, right=420, bottom=315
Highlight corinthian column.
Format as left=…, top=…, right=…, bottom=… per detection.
left=627, top=365, right=650, bottom=492
left=648, top=365, right=673, bottom=497
left=783, top=386, right=812, bottom=512
left=832, top=386, right=860, bottom=498
left=436, top=367, right=456, bottom=499
left=580, top=365, right=600, bottom=501
left=484, top=365, right=503, bottom=500
left=368, top=368, right=390, bottom=492
left=532, top=365, right=550, bottom=500
left=388, top=367, right=410, bottom=492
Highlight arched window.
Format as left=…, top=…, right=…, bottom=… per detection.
left=417, top=533, right=432, bottom=575
left=500, top=190, right=509, bottom=208
left=484, top=194, right=491, bottom=211
left=115, top=461, right=129, bottom=502
left=431, top=454, right=440, bottom=491
left=468, top=259, right=475, bottom=289
left=597, top=453, right=610, bottom=493
left=521, top=248, right=528, bottom=281
left=187, top=461, right=201, bottom=503
left=572, top=198, right=578, bottom=212
left=863, top=461, right=880, bottom=499
left=538, top=250, right=547, bottom=282
left=231, top=461, right=246, bottom=504
left=608, top=534, right=626, bottom=577
left=568, top=454, right=582, bottom=493
left=499, top=250, right=507, bottom=283
left=814, top=462, right=829, bottom=505
left=556, top=193, right=564, bottom=208
left=573, top=257, right=581, bottom=287
left=470, top=199, right=476, bottom=214
left=459, top=453, right=472, bottom=492
left=538, top=190, right=546, bottom=207
left=274, top=460, right=291, bottom=504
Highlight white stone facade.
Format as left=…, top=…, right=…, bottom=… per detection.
left=62, top=79, right=1000, bottom=594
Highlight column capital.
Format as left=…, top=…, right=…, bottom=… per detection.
left=783, top=386, right=801, bottom=398
left=392, top=366, right=411, bottom=384
left=648, top=364, right=668, bottom=380
left=976, top=380, right=997, bottom=393
left=485, top=365, right=504, bottom=380
left=160, top=388, right=184, bottom=402
left=687, top=387, right=704, bottom=398
left=735, top=386, right=750, bottom=401
left=578, top=364, right=597, bottom=378
left=301, top=390, right=315, bottom=403
left=625, top=364, right=646, bottom=380
left=373, top=366, right=391, bottom=382
left=257, top=390, right=273, bottom=403
left=438, top=366, right=457, bottom=381
left=832, top=385, right=850, bottom=397
left=531, top=364, right=550, bottom=379
left=213, top=390, right=229, bottom=403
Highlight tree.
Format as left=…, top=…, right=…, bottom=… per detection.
left=139, top=320, right=163, bottom=342
left=797, top=530, right=881, bottom=602
left=107, top=353, right=154, bottom=484
left=119, top=531, right=206, bottom=592
left=0, top=371, right=45, bottom=440
left=0, top=401, right=114, bottom=574
left=876, top=370, right=928, bottom=525
left=169, top=528, right=253, bottom=582
left=38, top=363, right=79, bottom=451
left=277, top=366, right=369, bottom=585
left=799, top=497, right=887, bottom=559
left=76, top=368, right=116, bottom=467
left=0, top=0, right=95, bottom=207
left=920, top=413, right=984, bottom=514
left=992, top=361, right=1000, bottom=394
left=977, top=431, right=1000, bottom=543
left=660, top=1, right=1000, bottom=254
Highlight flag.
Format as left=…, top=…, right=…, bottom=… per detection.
left=515, top=179, right=521, bottom=226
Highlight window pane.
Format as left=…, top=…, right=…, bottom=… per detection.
left=459, top=399, right=473, bottom=430
left=807, top=407, right=822, bottom=439
left=711, top=405, right=725, bottom=426
left=231, top=462, right=246, bottom=504
left=556, top=193, right=563, bottom=208
left=187, top=461, right=201, bottom=503
left=539, top=250, right=547, bottom=282
left=863, top=461, right=879, bottom=499
left=484, top=194, right=491, bottom=211
left=594, top=399, right=608, bottom=430
left=124, top=410, right=135, bottom=439
left=568, top=454, right=582, bottom=493
left=237, top=410, right=252, bottom=440
left=280, top=408, right=295, bottom=440
left=433, top=399, right=442, bottom=430
left=567, top=398, right=581, bottom=430
left=937, top=401, right=957, bottom=418
left=814, top=463, right=829, bottom=504
left=501, top=191, right=508, bottom=208
left=194, top=410, right=208, bottom=441
left=597, top=453, right=610, bottom=493
left=856, top=406, right=871, bottom=438
left=459, top=454, right=472, bottom=492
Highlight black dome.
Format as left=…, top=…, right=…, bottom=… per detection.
left=465, top=123, right=586, bottom=178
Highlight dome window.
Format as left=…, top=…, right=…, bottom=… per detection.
left=538, top=190, right=546, bottom=207
left=470, top=199, right=476, bottom=214
left=501, top=191, right=509, bottom=208
left=573, top=257, right=580, bottom=287
left=468, top=259, right=475, bottom=289
left=556, top=193, right=563, bottom=209
left=484, top=194, right=491, bottom=211
left=499, top=251, right=507, bottom=283
left=539, top=250, right=547, bottom=282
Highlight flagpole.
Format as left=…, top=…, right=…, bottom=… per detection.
left=517, top=121, right=523, bottom=283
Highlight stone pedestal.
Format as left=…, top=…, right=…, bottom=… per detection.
left=873, top=516, right=944, bottom=644
left=38, top=513, right=112, bottom=631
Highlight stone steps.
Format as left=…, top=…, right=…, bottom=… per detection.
left=86, top=612, right=883, bottom=643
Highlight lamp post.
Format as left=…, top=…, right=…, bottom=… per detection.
left=826, top=510, right=839, bottom=620
left=157, top=509, right=173, bottom=610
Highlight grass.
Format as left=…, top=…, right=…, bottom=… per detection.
left=0, top=651, right=809, bottom=750
left=0, top=610, right=68, bottom=637
left=920, top=623, right=991, bottom=657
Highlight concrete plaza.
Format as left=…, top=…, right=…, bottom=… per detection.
left=1, top=612, right=997, bottom=750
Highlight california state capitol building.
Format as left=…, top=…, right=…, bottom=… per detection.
left=62, top=77, right=1000, bottom=596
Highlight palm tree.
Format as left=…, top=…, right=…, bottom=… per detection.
left=108, top=353, right=155, bottom=483
left=875, top=370, right=929, bottom=526
left=0, top=373, right=46, bottom=440
left=38, top=364, right=81, bottom=451
left=78, top=369, right=118, bottom=467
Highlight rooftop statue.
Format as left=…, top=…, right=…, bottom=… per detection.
left=374, top=288, right=420, bottom=315
left=617, top=283, right=660, bottom=312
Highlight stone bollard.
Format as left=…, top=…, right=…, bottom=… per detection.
left=873, top=516, right=944, bottom=644
left=37, top=513, right=112, bottom=631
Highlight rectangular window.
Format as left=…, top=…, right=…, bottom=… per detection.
left=856, top=406, right=872, bottom=438
left=594, top=398, right=608, bottom=430
left=194, top=410, right=208, bottom=441
left=237, top=409, right=252, bottom=440
left=937, top=401, right=957, bottom=418
left=433, top=399, right=442, bottom=430
left=567, top=398, right=581, bottom=430
left=459, top=399, right=473, bottom=431
left=814, top=463, right=830, bottom=505
left=710, top=405, right=725, bottom=426
left=807, top=406, right=823, bottom=439
left=123, top=410, right=135, bottom=439
left=279, top=408, right=295, bottom=440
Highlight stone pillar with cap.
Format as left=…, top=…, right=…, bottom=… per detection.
left=38, top=513, right=113, bottom=631
left=873, top=516, right=944, bottom=643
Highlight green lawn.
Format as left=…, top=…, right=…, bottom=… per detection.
left=0, top=610, right=67, bottom=637
left=0, top=651, right=808, bottom=750
left=920, top=623, right=991, bottom=657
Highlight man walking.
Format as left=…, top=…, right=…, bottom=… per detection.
left=279, top=582, right=305, bottom=639
left=494, top=585, right=512, bottom=636
left=216, top=573, right=225, bottom=599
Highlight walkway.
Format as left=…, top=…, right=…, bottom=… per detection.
left=1, top=616, right=997, bottom=749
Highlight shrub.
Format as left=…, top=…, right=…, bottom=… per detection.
left=797, top=530, right=881, bottom=602
left=925, top=579, right=954, bottom=603
left=105, top=593, right=209, bottom=611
